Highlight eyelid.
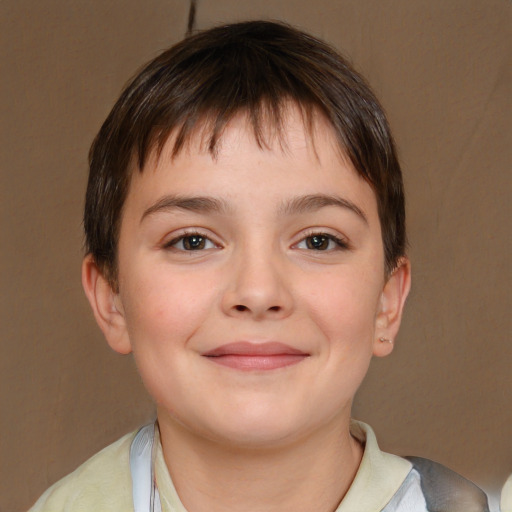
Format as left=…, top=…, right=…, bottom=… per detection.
left=292, top=229, right=351, bottom=251
left=162, top=229, right=221, bottom=251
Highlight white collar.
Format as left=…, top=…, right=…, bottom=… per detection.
left=334, top=420, right=412, bottom=512
left=131, top=420, right=412, bottom=512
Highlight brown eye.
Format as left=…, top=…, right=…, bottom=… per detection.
left=166, top=233, right=216, bottom=251
left=182, top=235, right=206, bottom=250
left=306, top=235, right=330, bottom=250
left=295, top=233, right=349, bottom=252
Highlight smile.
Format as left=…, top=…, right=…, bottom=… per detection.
left=202, top=342, right=310, bottom=371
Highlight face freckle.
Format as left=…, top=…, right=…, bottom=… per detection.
left=113, top=109, right=391, bottom=448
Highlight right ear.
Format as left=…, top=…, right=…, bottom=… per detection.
left=81, top=255, right=132, bottom=355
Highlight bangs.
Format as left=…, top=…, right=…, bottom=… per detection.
left=129, top=28, right=330, bottom=168
left=149, top=99, right=319, bottom=164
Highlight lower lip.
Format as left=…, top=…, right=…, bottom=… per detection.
left=205, top=354, right=308, bottom=371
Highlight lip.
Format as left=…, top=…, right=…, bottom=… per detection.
left=202, top=342, right=309, bottom=371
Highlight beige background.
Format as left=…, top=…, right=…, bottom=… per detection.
left=1, top=1, right=510, bottom=510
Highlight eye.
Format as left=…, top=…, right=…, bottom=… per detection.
left=295, top=233, right=349, bottom=251
left=165, top=233, right=217, bottom=251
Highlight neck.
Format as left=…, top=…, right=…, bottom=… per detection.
left=157, top=411, right=363, bottom=512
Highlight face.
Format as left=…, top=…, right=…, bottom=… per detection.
left=84, top=109, right=409, bottom=449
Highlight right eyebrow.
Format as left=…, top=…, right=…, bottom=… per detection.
left=279, top=194, right=368, bottom=224
left=140, top=195, right=231, bottom=223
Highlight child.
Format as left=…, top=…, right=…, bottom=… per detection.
left=29, top=21, right=489, bottom=512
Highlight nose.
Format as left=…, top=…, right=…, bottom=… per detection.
left=221, top=246, right=294, bottom=321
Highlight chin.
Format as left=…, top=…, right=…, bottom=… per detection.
left=210, top=423, right=303, bottom=450
left=195, top=404, right=314, bottom=450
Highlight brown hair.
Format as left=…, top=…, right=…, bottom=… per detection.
left=85, top=20, right=406, bottom=288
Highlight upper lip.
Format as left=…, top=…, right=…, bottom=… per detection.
left=203, top=342, right=308, bottom=357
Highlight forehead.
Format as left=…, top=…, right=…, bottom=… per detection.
left=144, top=105, right=348, bottom=176
left=124, top=107, right=379, bottom=223
left=142, top=100, right=344, bottom=164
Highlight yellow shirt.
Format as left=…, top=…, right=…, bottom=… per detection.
left=29, top=421, right=412, bottom=512
left=502, top=474, right=512, bottom=512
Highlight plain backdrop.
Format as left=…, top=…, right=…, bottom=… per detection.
left=1, top=1, right=510, bottom=510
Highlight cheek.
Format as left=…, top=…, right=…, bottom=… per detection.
left=303, top=272, right=382, bottom=406
left=305, top=269, right=382, bottom=347
left=117, top=264, right=221, bottom=412
left=119, top=262, right=219, bottom=348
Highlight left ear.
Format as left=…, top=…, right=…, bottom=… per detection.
left=82, top=254, right=132, bottom=355
left=373, top=258, right=411, bottom=357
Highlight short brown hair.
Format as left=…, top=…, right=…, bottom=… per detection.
left=85, top=20, right=406, bottom=287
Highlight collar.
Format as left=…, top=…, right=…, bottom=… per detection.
left=153, top=421, right=412, bottom=512
left=334, top=420, right=412, bottom=512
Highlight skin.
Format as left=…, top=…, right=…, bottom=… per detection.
left=83, top=108, right=411, bottom=512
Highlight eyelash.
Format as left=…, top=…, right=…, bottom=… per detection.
left=162, top=231, right=350, bottom=253
left=295, top=232, right=350, bottom=252
left=163, top=231, right=218, bottom=251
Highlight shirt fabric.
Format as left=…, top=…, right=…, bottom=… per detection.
left=502, top=474, right=512, bottom=512
left=27, top=421, right=430, bottom=512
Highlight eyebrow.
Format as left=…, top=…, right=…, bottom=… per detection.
left=141, top=193, right=367, bottom=224
left=279, top=194, right=368, bottom=224
left=141, top=195, right=231, bottom=222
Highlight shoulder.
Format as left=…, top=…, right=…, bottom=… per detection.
left=502, top=474, right=512, bottom=512
left=28, top=430, right=136, bottom=512
left=349, top=421, right=490, bottom=512
left=403, top=456, right=490, bottom=512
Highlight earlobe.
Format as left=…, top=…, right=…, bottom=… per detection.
left=373, top=258, right=411, bottom=358
left=81, top=255, right=132, bottom=355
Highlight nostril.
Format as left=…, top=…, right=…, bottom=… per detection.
left=232, top=304, right=282, bottom=314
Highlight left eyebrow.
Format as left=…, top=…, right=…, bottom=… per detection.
left=279, top=194, right=368, bottom=224
left=140, top=195, right=231, bottom=223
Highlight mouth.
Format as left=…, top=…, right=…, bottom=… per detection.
left=202, top=342, right=310, bottom=371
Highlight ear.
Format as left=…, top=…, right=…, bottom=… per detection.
left=81, top=254, right=132, bottom=355
left=373, top=258, right=411, bottom=357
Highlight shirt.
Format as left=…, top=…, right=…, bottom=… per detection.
left=29, top=420, right=478, bottom=512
